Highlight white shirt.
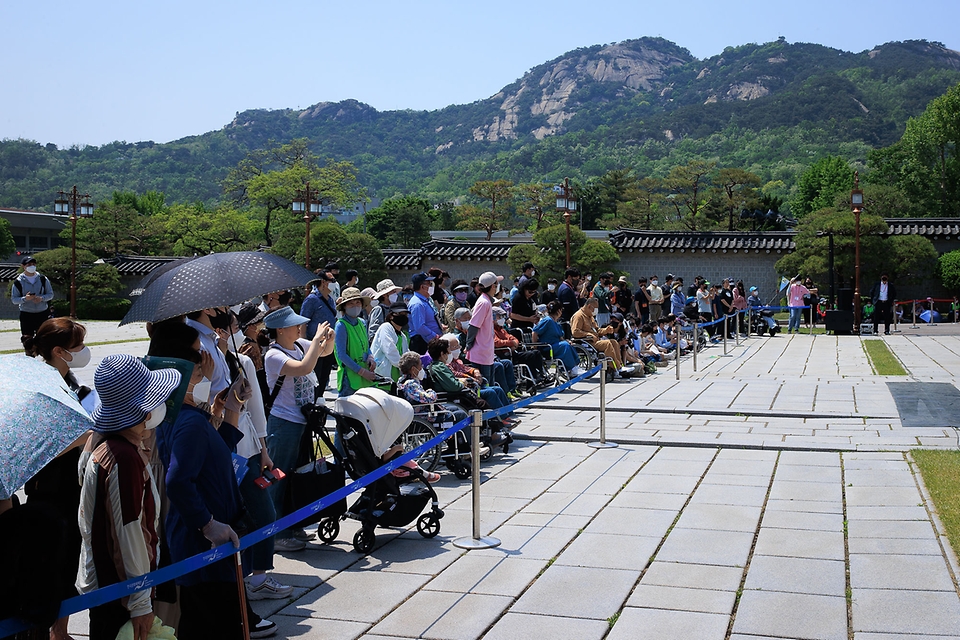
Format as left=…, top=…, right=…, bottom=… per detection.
left=370, top=322, right=409, bottom=379
left=234, top=352, right=267, bottom=459
left=264, top=339, right=317, bottom=424
left=879, top=283, right=889, bottom=302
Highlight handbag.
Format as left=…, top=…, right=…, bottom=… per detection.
left=284, top=427, right=346, bottom=526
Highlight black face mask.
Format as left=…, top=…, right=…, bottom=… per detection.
left=392, top=315, right=410, bottom=328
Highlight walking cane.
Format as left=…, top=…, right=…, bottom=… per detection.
left=234, top=553, right=251, bottom=640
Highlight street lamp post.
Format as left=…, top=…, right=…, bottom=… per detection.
left=292, top=183, right=321, bottom=269
left=851, top=171, right=864, bottom=329
left=55, top=186, right=94, bottom=319
left=556, top=178, right=578, bottom=269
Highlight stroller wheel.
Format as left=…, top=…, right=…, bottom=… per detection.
left=317, top=518, right=340, bottom=543
left=353, top=527, right=376, bottom=554
left=453, top=462, right=471, bottom=480
left=417, top=513, right=441, bottom=538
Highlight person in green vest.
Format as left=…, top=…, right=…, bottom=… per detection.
left=370, top=302, right=411, bottom=382
left=334, top=287, right=378, bottom=397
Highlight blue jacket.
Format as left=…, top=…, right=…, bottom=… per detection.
left=408, top=292, right=442, bottom=343
left=161, top=404, right=243, bottom=586
left=301, top=290, right=337, bottom=339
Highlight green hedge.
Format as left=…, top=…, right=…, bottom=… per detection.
left=51, top=298, right=132, bottom=321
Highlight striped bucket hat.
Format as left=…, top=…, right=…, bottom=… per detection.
left=92, top=354, right=181, bottom=433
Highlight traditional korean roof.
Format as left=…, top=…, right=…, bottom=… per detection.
left=101, top=255, right=187, bottom=276
left=883, top=219, right=960, bottom=237
left=382, top=249, right=421, bottom=270
left=609, top=229, right=797, bottom=252
left=419, top=239, right=533, bottom=262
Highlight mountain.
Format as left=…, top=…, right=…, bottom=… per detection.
left=2, top=37, right=960, bottom=210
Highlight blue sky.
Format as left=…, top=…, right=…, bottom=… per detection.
left=2, top=0, right=957, bottom=148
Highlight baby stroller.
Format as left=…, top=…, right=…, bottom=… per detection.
left=301, top=387, right=444, bottom=555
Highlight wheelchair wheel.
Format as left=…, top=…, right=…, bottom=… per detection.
left=573, top=344, right=594, bottom=371
left=417, top=513, right=441, bottom=538
left=395, top=419, right=442, bottom=472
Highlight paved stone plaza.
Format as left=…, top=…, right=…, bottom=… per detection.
left=3, top=320, right=960, bottom=639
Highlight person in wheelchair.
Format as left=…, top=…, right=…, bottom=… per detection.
left=571, top=297, right=634, bottom=377
left=531, top=301, right=583, bottom=377
left=492, top=307, right=552, bottom=391
left=396, top=352, right=503, bottom=452
left=426, top=337, right=518, bottom=428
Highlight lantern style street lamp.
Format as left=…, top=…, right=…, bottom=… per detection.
left=556, top=178, right=578, bottom=269
left=851, top=171, right=864, bottom=328
left=292, top=183, right=322, bottom=269
left=55, top=186, right=94, bottom=319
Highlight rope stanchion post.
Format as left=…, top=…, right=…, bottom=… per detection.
left=454, top=410, right=501, bottom=549
left=746, top=308, right=751, bottom=338
left=911, top=300, right=918, bottom=329
left=735, top=312, right=741, bottom=346
left=588, top=359, right=617, bottom=449
left=809, top=307, right=814, bottom=336
left=675, top=335, right=681, bottom=380
left=721, top=315, right=732, bottom=357
left=693, top=322, right=698, bottom=371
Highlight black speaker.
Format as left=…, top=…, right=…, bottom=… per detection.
left=837, top=288, right=853, bottom=312
left=825, top=310, right=853, bottom=335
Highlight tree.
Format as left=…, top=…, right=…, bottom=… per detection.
left=285, top=220, right=387, bottom=285
left=223, top=139, right=362, bottom=246
left=790, top=156, right=854, bottom=218
left=364, top=196, right=434, bottom=248
left=616, top=177, right=664, bottom=230
left=0, top=217, right=15, bottom=259
left=663, top=160, right=717, bottom=230
left=70, top=198, right=161, bottom=257
left=595, top=169, right=638, bottom=228
left=157, top=203, right=262, bottom=255
left=461, top=180, right=515, bottom=240
left=940, top=249, right=960, bottom=291
left=506, top=224, right=618, bottom=283
left=869, top=82, right=960, bottom=217
left=715, top=168, right=761, bottom=231
left=34, top=247, right=122, bottom=298
left=516, top=182, right=557, bottom=230
left=775, top=207, right=934, bottom=291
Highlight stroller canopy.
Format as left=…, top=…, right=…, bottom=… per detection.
left=333, top=387, right=414, bottom=458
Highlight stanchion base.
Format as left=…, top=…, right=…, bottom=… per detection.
left=587, top=441, right=619, bottom=449
left=719, top=353, right=734, bottom=357
left=453, top=536, right=501, bottom=550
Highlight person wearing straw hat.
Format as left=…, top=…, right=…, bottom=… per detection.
left=76, top=354, right=180, bottom=640
left=334, top=287, right=378, bottom=398
left=367, top=278, right=403, bottom=341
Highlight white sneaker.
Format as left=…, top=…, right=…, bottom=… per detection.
left=246, top=576, right=294, bottom=600
left=569, top=365, right=585, bottom=376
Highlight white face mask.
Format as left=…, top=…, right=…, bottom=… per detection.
left=387, top=293, right=398, bottom=304
left=416, top=369, right=426, bottom=381
left=427, top=285, right=435, bottom=296
left=444, top=353, right=454, bottom=364
left=144, top=403, right=166, bottom=430
left=24, top=265, right=37, bottom=275
left=592, top=308, right=598, bottom=317
left=62, top=345, right=91, bottom=369
left=231, top=330, right=245, bottom=346
left=547, top=284, right=556, bottom=291
left=450, top=348, right=461, bottom=360
left=496, top=318, right=506, bottom=326
left=192, top=377, right=212, bottom=405
left=651, top=280, right=658, bottom=286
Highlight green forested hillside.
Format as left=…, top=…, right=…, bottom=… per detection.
left=2, top=37, right=959, bottom=211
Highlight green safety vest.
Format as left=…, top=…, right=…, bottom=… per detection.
left=336, top=318, right=376, bottom=393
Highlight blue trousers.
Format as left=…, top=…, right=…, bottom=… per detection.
left=788, top=307, right=803, bottom=332
left=239, top=454, right=275, bottom=571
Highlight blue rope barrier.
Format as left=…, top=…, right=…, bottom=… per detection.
left=0, top=362, right=602, bottom=637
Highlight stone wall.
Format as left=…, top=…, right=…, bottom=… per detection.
left=613, top=248, right=788, bottom=303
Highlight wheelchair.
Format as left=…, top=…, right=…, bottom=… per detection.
left=559, top=321, right=616, bottom=383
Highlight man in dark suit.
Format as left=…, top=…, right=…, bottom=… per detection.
left=870, top=274, right=897, bottom=335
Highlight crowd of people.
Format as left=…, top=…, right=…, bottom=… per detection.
left=3, top=255, right=829, bottom=640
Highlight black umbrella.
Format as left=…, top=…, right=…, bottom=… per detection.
left=120, top=251, right=317, bottom=325
left=129, top=256, right=197, bottom=296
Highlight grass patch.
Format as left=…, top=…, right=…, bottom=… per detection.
left=912, top=449, right=960, bottom=556
left=862, top=339, right=907, bottom=375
